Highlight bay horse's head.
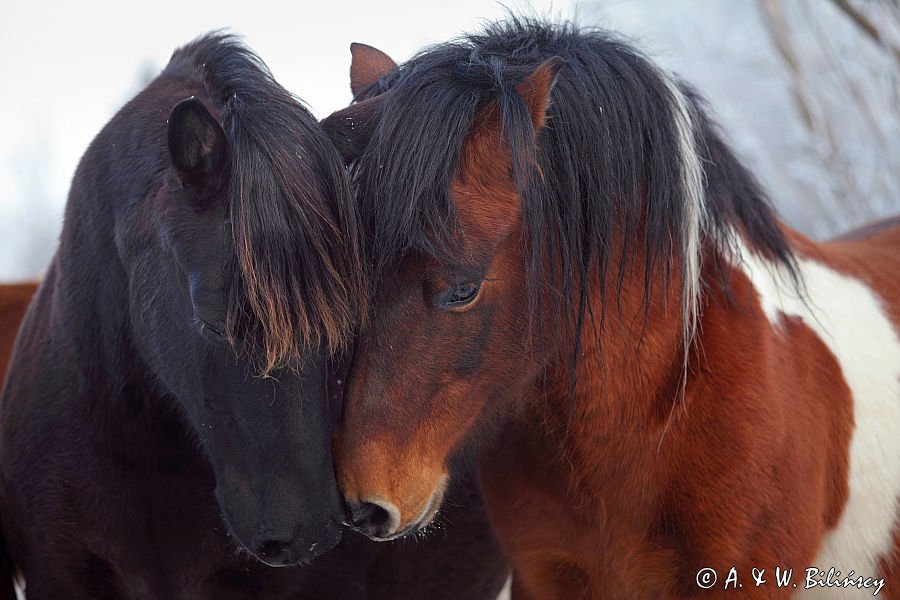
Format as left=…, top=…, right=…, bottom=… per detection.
left=115, top=36, right=365, bottom=565
left=323, top=21, right=792, bottom=539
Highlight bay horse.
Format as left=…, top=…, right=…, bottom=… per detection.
left=324, top=20, right=900, bottom=598
left=0, top=34, right=506, bottom=599
left=0, top=282, right=37, bottom=387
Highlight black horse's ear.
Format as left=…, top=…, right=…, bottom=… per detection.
left=515, top=57, right=565, bottom=133
left=321, top=95, right=383, bottom=164
left=167, top=97, right=228, bottom=197
left=350, top=43, right=397, bottom=99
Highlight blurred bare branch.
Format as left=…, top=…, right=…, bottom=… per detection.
left=752, top=0, right=900, bottom=228
left=758, top=0, right=815, bottom=132
left=830, top=0, right=900, bottom=61
left=587, top=0, right=900, bottom=235
left=759, top=0, right=849, bottom=229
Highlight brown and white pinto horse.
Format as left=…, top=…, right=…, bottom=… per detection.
left=324, top=20, right=900, bottom=599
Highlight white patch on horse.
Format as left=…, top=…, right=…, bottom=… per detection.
left=735, top=238, right=900, bottom=597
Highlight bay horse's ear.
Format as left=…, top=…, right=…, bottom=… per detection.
left=350, top=43, right=397, bottom=98
left=167, top=97, right=228, bottom=198
left=321, top=95, right=383, bottom=164
left=514, top=57, right=565, bottom=132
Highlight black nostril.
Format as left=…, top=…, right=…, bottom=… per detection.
left=349, top=501, right=395, bottom=538
left=256, top=539, right=289, bottom=562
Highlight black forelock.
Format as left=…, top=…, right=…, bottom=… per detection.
left=165, top=34, right=366, bottom=372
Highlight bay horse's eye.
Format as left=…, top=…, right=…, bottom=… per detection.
left=438, top=282, right=482, bottom=310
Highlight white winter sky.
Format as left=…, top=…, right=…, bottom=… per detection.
left=0, top=0, right=574, bottom=280
left=3, top=0, right=895, bottom=282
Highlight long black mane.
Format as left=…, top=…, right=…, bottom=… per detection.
left=164, top=34, right=365, bottom=371
left=328, top=19, right=796, bottom=351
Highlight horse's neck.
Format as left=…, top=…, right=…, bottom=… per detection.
left=495, top=226, right=900, bottom=582
left=526, top=229, right=860, bottom=480
left=486, top=273, right=690, bottom=539
left=18, top=198, right=162, bottom=409
left=45, top=85, right=168, bottom=384
left=545, top=316, right=686, bottom=517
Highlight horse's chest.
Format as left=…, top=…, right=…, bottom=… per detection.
left=478, top=423, right=615, bottom=597
left=57, top=464, right=237, bottom=598
left=16, top=453, right=312, bottom=599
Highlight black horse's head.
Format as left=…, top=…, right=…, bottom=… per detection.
left=112, top=36, right=365, bottom=566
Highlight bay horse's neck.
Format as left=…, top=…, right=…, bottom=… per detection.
left=533, top=251, right=691, bottom=531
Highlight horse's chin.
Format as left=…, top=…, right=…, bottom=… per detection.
left=219, top=502, right=344, bottom=568
left=412, top=477, right=447, bottom=532
left=251, top=525, right=343, bottom=567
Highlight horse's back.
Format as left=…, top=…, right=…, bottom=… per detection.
left=831, top=214, right=900, bottom=243
left=824, top=216, right=900, bottom=311
left=0, top=281, right=38, bottom=388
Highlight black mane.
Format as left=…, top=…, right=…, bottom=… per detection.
left=165, top=34, right=365, bottom=371
left=328, top=18, right=795, bottom=347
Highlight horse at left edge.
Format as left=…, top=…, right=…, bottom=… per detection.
left=0, top=282, right=37, bottom=388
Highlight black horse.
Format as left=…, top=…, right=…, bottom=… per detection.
left=0, top=35, right=506, bottom=599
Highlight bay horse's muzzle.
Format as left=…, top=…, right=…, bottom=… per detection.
left=348, top=499, right=401, bottom=540
left=346, top=475, right=449, bottom=541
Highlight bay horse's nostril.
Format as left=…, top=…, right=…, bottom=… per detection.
left=348, top=499, right=400, bottom=540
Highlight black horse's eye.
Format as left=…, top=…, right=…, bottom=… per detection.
left=439, top=282, right=481, bottom=309
left=197, top=317, right=227, bottom=342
